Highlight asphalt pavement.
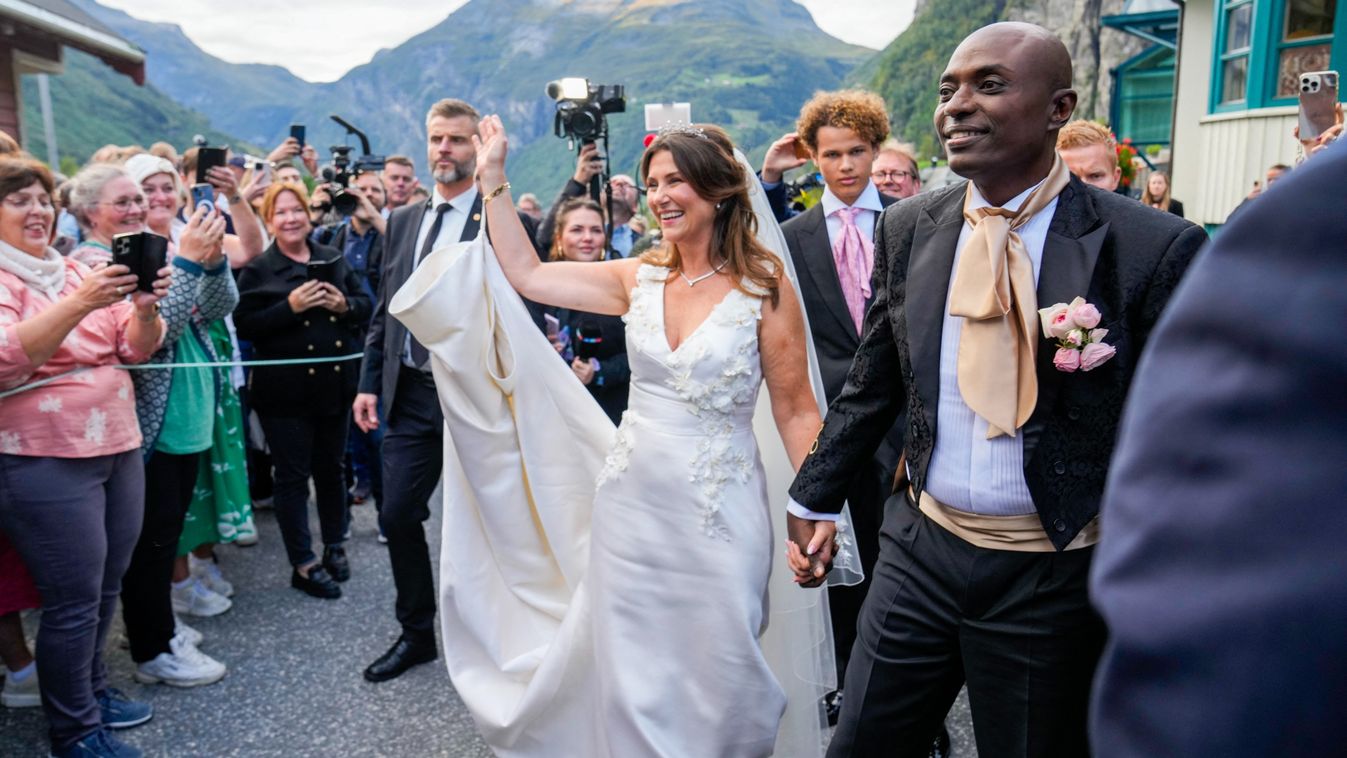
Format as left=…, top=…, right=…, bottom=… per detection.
left=1, top=494, right=976, bottom=757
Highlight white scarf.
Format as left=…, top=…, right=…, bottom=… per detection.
left=0, top=239, right=66, bottom=300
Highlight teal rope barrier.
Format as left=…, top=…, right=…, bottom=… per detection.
left=0, top=352, right=365, bottom=400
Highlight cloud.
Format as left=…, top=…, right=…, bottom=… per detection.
left=796, top=0, right=916, bottom=50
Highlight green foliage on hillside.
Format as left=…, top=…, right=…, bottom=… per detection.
left=18, top=48, right=249, bottom=168
left=857, top=0, right=1006, bottom=158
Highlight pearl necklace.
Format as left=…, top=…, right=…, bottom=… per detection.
left=678, top=259, right=727, bottom=287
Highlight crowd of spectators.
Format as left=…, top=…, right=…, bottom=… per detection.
left=0, top=81, right=1339, bottom=756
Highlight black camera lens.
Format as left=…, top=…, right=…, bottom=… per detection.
left=332, top=190, right=359, bottom=216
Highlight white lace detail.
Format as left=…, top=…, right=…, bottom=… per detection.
left=594, top=413, right=635, bottom=490
left=629, top=264, right=765, bottom=540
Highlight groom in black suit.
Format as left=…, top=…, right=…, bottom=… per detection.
left=785, top=23, right=1206, bottom=756
left=777, top=89, right=900, bottom=709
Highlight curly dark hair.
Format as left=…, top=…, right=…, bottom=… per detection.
left=796, top=89, right=891, bottom=153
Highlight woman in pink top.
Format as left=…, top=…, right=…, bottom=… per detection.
left=0, top=156, right=168, bottom=758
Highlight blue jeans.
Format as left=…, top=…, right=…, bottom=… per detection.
left=0, top=451, right=143, bottom=750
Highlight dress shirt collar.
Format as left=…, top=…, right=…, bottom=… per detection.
left=431, top=184, right=479, bottom=215
left=821, top=181, right=884, bottom=218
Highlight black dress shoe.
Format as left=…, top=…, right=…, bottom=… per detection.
left=364, top=636, right=437, bottom=683
left=824, top=689, right=843, bottom=727
left=291, top=565, right=342, bottom=599
left=323, top=546, right=350, bottom=583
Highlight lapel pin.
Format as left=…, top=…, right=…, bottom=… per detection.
left=472, top=213, right=481, bottom=222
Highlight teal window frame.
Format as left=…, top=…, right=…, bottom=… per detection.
left=1211, top=0, right=1345, bottom=113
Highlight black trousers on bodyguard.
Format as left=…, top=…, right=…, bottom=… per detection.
left=379, top=368, right=444, bottom=645
left=828, top=494, right=1104, bottom=758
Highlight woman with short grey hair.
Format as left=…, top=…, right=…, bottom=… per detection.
left=67, top=164, right=146, bottom=266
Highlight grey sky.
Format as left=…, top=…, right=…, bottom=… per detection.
left=98, top=0, right=917, bottom=83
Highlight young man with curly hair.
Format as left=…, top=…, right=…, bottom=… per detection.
left=761, top=89, right=913, bottom=730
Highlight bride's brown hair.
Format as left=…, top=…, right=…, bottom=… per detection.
left=638, top=124, right=781, bottom=306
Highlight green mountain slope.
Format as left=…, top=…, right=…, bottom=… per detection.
left=18, top=48, right=244, bottom=171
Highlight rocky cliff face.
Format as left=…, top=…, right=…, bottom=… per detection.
left=1004, top=0, right=1146, bottom=120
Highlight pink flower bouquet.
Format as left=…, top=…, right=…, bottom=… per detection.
left=1038, top=297, right=1116, bottom=373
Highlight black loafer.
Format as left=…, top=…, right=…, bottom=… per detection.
left=291, top=566, right=342, bottom=599
left=364, top=636, right=437, bottom=683
left=323, top=546, right=350, bottom=583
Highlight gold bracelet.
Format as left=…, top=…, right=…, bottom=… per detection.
left=484, top=181, right=512, bottom=205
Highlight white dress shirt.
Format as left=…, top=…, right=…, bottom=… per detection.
left=819, top=181, right=884, bottom=245
left=787, top=178, right=1059, bottom=520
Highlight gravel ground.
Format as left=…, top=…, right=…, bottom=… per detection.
left=1, top=494, right=975, bottom=757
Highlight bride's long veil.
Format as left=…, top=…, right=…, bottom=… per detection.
left=737, top=148, right=864, bottom=757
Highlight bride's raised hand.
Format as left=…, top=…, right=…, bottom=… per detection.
left=473, top=114, right=509, bottom=186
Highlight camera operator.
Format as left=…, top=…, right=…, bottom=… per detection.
left=535, top=143, right=641, bottom=258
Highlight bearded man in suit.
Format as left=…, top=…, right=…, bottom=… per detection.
left=783, top=22, right=1207, bottom=757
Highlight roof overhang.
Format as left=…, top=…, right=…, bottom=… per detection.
left=1102, top=0, right=1182, bottom=50
left=1, top=0, right=145, bottom=84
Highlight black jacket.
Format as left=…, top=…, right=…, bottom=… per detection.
left=234, top=240, right=372, bottom=416
left=789, top=176, right=1207, bottom=549
left=550, top=306, right=629, bottom=424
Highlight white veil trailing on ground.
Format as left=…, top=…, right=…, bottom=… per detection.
left=735, top=147, right=864, bottom=757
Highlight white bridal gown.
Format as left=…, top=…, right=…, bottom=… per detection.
left=390, top=153, right=859, bottom=758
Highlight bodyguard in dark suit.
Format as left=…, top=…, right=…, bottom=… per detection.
left=356, top=99, right=542, bottom=683
left=784, top=24, right=1206, bottom=757
left=1090, top=143, right=1347, bottom=757
left=778, top=88, right=901, bottom=708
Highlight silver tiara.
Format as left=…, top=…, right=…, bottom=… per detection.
left=656, top=122, right=709, bottom=141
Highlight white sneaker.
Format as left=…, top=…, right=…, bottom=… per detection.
left=189, top=554, right=235, bottom=598
left=171, top=577, right=232, bottom=618
left=1, top=668, right=40, bottom=708
left=134, top=635, right=226, bottom=687
left=174, top=615, right=204, bottom=648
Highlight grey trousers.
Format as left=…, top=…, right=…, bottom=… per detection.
left=0, top=450, right=144, bottom=749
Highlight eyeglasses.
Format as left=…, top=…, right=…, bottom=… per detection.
left=97, top=197, right=149, bottom=212
left=2, top=195, right=55, bottom=212
left=872, top=170, right=917, bottom=182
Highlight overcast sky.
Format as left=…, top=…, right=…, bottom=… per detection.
left=97, top=0, right=917, bottom=83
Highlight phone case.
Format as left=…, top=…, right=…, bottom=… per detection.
left=1298, top=71, right=1340, bottom=142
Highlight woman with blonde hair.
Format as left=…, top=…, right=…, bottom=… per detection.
left=1141, top=170, right=1185, bottom=217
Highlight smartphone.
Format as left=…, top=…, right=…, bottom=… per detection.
left=305, top=257, right=340, bottom=285
left=643, top=102, right=692, bottom=132
left=195, top=146, right=228, bottom=184
left=252, top=158, right=273, bottom=185
left=792, top=137, right=812, bottom=161
left=544, top=313, right=560, bottom=340
left=290, top=123, right=306, bottom=149
left=111, top=231, right=169, bottom=292
left=190, top=183, right=216, bottom=215
left=1298, top=70, right=1339, bottom=142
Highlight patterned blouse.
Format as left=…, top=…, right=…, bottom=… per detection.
left=0, top=258, right=158, bottom=458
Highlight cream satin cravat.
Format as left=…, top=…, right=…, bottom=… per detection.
left=949, top=156, right=1071, bottom=438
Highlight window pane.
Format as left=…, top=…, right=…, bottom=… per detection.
left=1285, top=0, right=1336, bottom=41
left=1222, top=56, right=1249, bottom=103
left=1226, top=3, right=1253, bottom=51
left=1277, top=43, right=1333, bottom=96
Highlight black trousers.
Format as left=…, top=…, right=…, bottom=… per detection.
left=259, top=412, right=350, bottom=567
left=827, top=456, right=888, bottom=687
left=378, top=368, right=444, bottom=645
left=122, top=450, right=201, bottom=663
left=829, top=495, right=1104, bottom=758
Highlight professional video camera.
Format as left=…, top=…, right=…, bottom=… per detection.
left=546, top=78, right=626, bottom=145
left=317, top=114, right=385, bottom=217
left=784, top=171, right=825, bottom=214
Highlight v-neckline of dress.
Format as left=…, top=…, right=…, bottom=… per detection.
left=657, top=275, right=738, bottom=355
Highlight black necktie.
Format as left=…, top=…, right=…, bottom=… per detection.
left=410, top=202, right=451, bottom=367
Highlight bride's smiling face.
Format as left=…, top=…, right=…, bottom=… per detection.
left=644, top=150, right=714, bottom=247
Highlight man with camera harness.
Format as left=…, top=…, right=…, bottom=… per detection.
left=534, top=143, right=641, bottom=259
left=354, top=98, right=542, bottom=684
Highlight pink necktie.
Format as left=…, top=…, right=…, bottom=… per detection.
left=832, top=206, right=874, bottom=332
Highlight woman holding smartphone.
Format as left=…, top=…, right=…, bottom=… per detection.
left=234, top=182, right=371, bottom=600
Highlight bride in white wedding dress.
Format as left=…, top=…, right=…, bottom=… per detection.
left=390, top=117, right=859, bottom=757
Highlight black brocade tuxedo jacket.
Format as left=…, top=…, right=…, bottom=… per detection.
left=782, top=195, right=901, bottom=472
left=788, top=176, right=1207, bottom=550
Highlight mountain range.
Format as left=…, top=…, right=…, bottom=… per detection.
left=20, top=0, right=1133, bottom=192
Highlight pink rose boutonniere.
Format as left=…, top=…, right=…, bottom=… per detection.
left=1038, top=297, right=1116, bottom=373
